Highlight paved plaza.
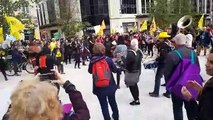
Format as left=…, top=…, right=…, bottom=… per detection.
left=0, top=55, right=210, bottom=120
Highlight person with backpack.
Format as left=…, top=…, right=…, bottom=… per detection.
left=164, top=33, right=200, bottom=120
left=149, top=32, right=172, bottom=98
left=88, top=43, right=121, bottom=120
left=125, top=39, right=143, bottom=105
left=35, top=47, right=57, bottom=75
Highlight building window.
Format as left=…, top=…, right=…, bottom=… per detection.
left=141, top=0, right=153, bottom=14
left=42, top=3, right=46, bottom=25
left=207, top=0, right=211, bottom=14
left=47, top=0, right=56, bottom=23
left=120, top=0, right=136, bottom=14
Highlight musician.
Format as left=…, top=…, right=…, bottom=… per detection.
left=149, top=32, right=171, bottom=98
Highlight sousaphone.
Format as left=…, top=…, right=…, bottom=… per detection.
left=177, top=15, right=193, bottom=29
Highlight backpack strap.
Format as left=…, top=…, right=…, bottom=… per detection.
left=191, top=50, right=195, bottom=64
left=174, top=50, right=182, bottom=60
left=128, top=50, right=137, bottom=56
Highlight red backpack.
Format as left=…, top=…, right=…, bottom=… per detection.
left=92, top=58, right=111, bottom=87
left=39, top=55, right=47, bottom=68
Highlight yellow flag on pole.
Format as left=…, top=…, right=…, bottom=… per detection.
left=150, top=17, right=157, bottom=35
left=111, top=27, right=116, bottom=35
left=0, top=27, right=3, bottom=43
left=10, top=30, right=22, bottom=40
left=98, top=20, right=106, bottom=36
left=198, top=15, right=204, bottom=30
left=132, top=22, right=137, bottom=32
left=140, top=20, right=147, bottom=31
left=5, top=16, right=25, bottom=32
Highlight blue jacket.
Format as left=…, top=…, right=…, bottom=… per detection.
left=88, top=55, right=121, bottom=96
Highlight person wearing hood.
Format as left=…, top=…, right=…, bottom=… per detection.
left=88, top=43, right=121, bottom=120
left=125, top=39, right=143, bottom=105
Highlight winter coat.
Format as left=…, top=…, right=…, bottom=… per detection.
left=164, top=46, right=200, bottom=83
left=197, top=77, right=213, bottom=120
left=125, top=49, right=143, bottom=73
left=155, top=41, right=171, bottom=67
left=2, top=81, right=90, bottom=120
left=11, top=48, right=22, bottom=63
left=88, top=56, right=121, bottom=96
left=36, top=54, right=57, bottom=74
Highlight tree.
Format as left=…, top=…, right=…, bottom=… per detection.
left=149, top=0, right=197, bottom=29
left=57, top=0, right=86, bottom=38
left=0, top=0, right=31, bottom=38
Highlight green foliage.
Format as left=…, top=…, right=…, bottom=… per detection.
left=150, top=0, right=197, bottom=29
left=61, top=21, right=86, bottom=38
left=0, top=0, right=34, bottom=39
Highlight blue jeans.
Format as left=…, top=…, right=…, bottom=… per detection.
left=171, top=94, right=198, bottom=120
left=97, top=93, right=119, bottom=120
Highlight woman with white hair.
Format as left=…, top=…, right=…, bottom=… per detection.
left=124, top=39, right=143, bottom=105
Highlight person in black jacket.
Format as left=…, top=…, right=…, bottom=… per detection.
left=125, top=39, right=143, bottom=105
left=149, top=32, right=171, bottom=98
left=182, top=48, right=213, bottom=120
left=3, top=71, right=90, bottom=120
left=35, top=47, right=57, bottom=75
left=164, top=33, right=199, bottom=120
left=0, top=49, right=8, bottom=81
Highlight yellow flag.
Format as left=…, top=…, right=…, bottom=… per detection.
left=98, top=20, right=106, bottom=36
left=5, top=16, right=25, bottom=32
left=111, top=27, right=116, bottom=35
left=34, top=31, right=39, bottom=39
left=150, top=17, right=157, bottom=35
left=11, top=30, right=22, bottom=40
left=198, top=15, right=204, bottom=30
left=0, top=27, right=3, bottom=43
left=101, top=20, right=106, bottom=30
left=132, top=22, right=137, bottom=32
left=140, top=20, right=147, bottom=31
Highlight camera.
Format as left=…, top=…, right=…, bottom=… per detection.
left=39, top=72, right=57, bottom=81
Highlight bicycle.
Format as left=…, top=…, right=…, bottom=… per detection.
left=5, top=52, right=35, bottom=76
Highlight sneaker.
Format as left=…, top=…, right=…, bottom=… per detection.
left=149, top=92, right=159, bottom=97
left=129, top=100, right=140, bottom=105
left=163, top=93, right=171, bottom=98
left=161, top=83, right=166, bottom=86
left=5, top=78, right=8, bottom=81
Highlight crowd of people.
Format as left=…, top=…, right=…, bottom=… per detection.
left=0, top=26, right=213, bottom=120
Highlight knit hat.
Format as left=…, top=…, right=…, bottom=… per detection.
left=172, top=33, right=187, bottom=45
left=130, top=39, right=139, bottom=51
left=186, top=34, right=193, bottom=47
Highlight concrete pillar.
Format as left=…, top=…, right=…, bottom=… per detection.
left=204, top=0, right=207, bottom=13
left=197, top=0, right=199, bottom=13
left=136, top=0, right=142, bottom=14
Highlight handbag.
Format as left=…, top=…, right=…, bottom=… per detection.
left=124, top=70, right=140, bottom=86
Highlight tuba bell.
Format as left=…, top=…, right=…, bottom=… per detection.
left=177, top=15, right=193, bottom=29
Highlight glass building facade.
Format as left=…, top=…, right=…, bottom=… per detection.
left=80, top=0, right=109, bottom=27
